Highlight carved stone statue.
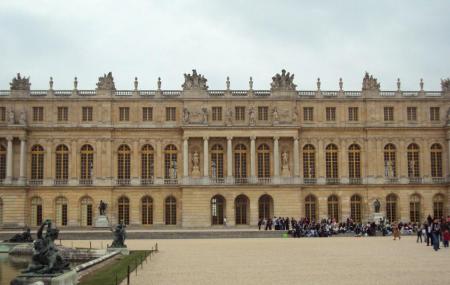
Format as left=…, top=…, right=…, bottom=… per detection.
left=339, top=78, right=343, bottom=91
left=362, top=72, right=380, bottom=91
left=201, top=107, right=208, bottom=124
left=18, top=110, right=26, bottom=125
left=292, top=106, right=298, bottom=123
left=420, top=78, right=424, bottom=91
left=211, top=160, right=217, bottom=178
left=170, top=160, right=177, bottom=179
left=441, top=78, right=450, bottom=92
left=281, top=151, right=290, bottom=177
left=8, top=109, right=15, bottom=124
left=270, top=69, right=297, bottom=91
left=110, top=221, right=126, bottom=248
left=385, top=160, right=394, bottom=177
left=22, top=219, right=69, bottom=274
left=249, top=77, right=253, bottom=90
left=74, top=77, right=78, bottom=90
left=397, top=78, right=401, bottom=91
left=98, top=200, right=107, bottom=215
left=226, top=76, right=230, bottom=90
left=226, top=108, right=233, bottom=126
left=49, top=77, right=54, bottom=90
left=134, top=77, right=138, bottom=91
left=183, top=107, right=190, bottom=124
left=192, top=151, right=200, bottom=177
left=182, top=69, right=208, bottom=90
left=5, top=227, right=33, bottom=243
left=157, top=77, right=162, bottom=90
left=374, top=200, right=381, bottom=213
left=272, top=107, right=279, bottom=124
left=10, top=73, right=31, bottom=91
left=408, top=160, right=416, bottom=174
left=317, top=78, right=321, bottom=91
left=249, top=107, right=256, bottom=126
left=96, top=72, right=116, bottom=91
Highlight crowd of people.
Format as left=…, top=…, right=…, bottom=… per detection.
left=411, top=215, right=450, bottom=251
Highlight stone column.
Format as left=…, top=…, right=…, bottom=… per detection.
left=203, top=137, right=209, bottom=177
left=293, top=137, right=300, bottom=177
left=273, top=137, right=280, bottom=178
left=250, top=136, right=256, bottom=181
left=227, top=136, right=233, bottom=182
left=5, top=136, right=13, bottom=184
left=18, top=137, right=27, bottom=184
left=447, top=137, right=450, bottom=180
left=183, top=137, right=189, bottom=179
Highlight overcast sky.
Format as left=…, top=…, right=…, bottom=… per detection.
left=0, top=0, right=449, bottom=90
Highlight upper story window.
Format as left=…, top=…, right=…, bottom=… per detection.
left=235, top=106, right=245, bottom=121
left=348, top=107, right=359, bottom=121
left=303, top=107, right=313, bottom=122
left=0, top=107, right=6, bottom=121
left=82, top=107, right=93, bottom=122
left=212, top=107, right=222, bottom=121
left=258, top=107, right=268, bottom=121
left=407, top=107, right=417, bottom=121
left=33, top=107, right=44, bottom=122
left=57, top=107, right=68, bottom=122
left=384, top=107, right=394, bottom=121
left=430, top=107, right=440, bottom=121
left=143, top=107, right=153, bottom=121
left=326, top=107, right=336, bottom=121
left=119, top=107, right=130, bottom=121
left=165, top=107, right=176, bottom=121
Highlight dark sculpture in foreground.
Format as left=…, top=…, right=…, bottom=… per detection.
left=110, top=221, right=127, bottom=248
left=5, top=227, right=33, bottom=243
left=22, top=220, right=69, bottom=274
left=98, top=200, right=107, bottom=215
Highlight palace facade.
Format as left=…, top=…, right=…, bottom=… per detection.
left=0, top=70, right=449, bottom=228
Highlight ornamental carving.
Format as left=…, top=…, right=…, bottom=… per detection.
left=182, top=106, right=208, bottom=125
left=182, top=69, right=208, bottom=90
left=441, top=78, right=450, bottom=92
left=96, top=72, right=116, bottom=91
left=362, top=72, right=380, bottom=91
left=10, top=73, right=31, bottom=90
left=270, top=69, right=296, bottom=91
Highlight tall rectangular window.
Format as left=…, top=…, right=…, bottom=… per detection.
left=430, top=107, right=440, bottom=121
left=165, top=107, right=176, bottom=121
left=348, top=107, right=358, bottom=121
left=82, top=107, right=93, bottom=122
left=212, top=107, right=222, bottom=121
left=235, top=106, right=245, bottom=121
left=384, top=107, right=394, bottom=121
left=0, top=107, right=6, bottom=121
left=407, top=107, right=417, bottom=121
left=33, top=107, right=44, bottom=121
left=258, top=106, right=268, bottom=121
left=143, top=107, right=153, bottom=121
left=57, top=107, right=68, bottom=122
left=119, top=107, right=130, bottom=121
left=326, top=107, right=336, bottom=121
left=303, top=107, right=313, bottom=121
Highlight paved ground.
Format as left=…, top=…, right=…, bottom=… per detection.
left=64, top=236, right=450, bottom=285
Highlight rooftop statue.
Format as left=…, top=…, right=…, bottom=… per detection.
left=270, top=69, right=297, bottom=91
left=22, top=219, right=69, bottom=274
left=110, top=221, right=127, bottom=248
left=5, top=227, right=33, bottom=243
left=10, top=73, right=31, bottom=91
left=362, top=72, right=380, bottom=91
left=441, top=78, right=450, bottom=92
left=182, top=69, right=208, bottom=90
left=96, top=72, right=116, bottom=91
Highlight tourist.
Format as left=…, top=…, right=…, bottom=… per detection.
left=431, top=219, right=441, bottom=251
left=392, top=222, right=401, bottom=240
left=258, top=218, right=263, bottom=230
left=443, top=229, right=450, bottom=248
left=223, top=216, right=227, bottom=227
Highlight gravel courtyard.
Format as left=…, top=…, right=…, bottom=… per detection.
left=69, top=236, right=449, bottom=285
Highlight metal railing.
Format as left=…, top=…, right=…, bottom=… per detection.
left=54, top=179, right=68, bottom=185
left=431, top=177, right=445, bottom=184
left=326, top=178, right=340, bottom=184
left=234, top=177, right=248, bottom=184
left=303, top=178, right=317, bottom=184
left=29, top=179, right=43, bottom=186
left=116, top=179, right=131, bottom=185
left=140, top=178, right=154, bottom=185
left=408, top=177, right=422, bottom=184
left=256, top=177, right=272, bottom=184
left=79, top=178, right=93, bottom=185
left=164, top=178, right=178, bottom=184
left=349, top=178, right=362, bottom=184
left=385, top=177, right=399, bottom=184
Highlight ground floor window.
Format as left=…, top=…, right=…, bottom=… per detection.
left=235, top=195, right=249, bottom=225
left=211, top=195, right=225, bottom=225
left=31, top=197, right=43, bottom=226
left=386, top=194, right=397, bottom=223
left=118, top=196, right=130, bottom=225
left=165, top=196, right=177, bottom=225
left=258, top=194, right=273, bottom=220
left=305, top=195, right=317, bottom=222
left=327, top=195, right=339, bottom=222
left=142, top=196, right=153, bottom=225
left=80, top=197, right=93, bottom=226
left=350, top=195, right=362, bottom=223
left=55, top=197, right=68, bottom=226
left=409, top=195, right=421, bottom=223
left=433, top=194, right=445, bottom=219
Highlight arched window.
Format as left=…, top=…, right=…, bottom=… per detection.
left=0, top=198, right=3, bottom=225
left=80, top=145, right=94, bottom=184
left=31, top=145, right=44, bottom=183
left=55, top=197, right=68, bottom=227
left=409, top=194, right=421, bottom=223
left=211, top=195, right=225, bottom=225
left=118, top=196, right=130, bottom=225
left=118, top=145, right=131, bottom=184
left=141, top=196, right=153, bottom=225
left=305, top=195, right=317, bottom=222
left=407, top=144, right=420, bottom=177
left=430, top=144, right=443, bottom=178
left=80, top=196, right=93, bottom=226
left=234, top=144, right=247, bottom=183
left=257, top=144, right=270, bottom=179
left=386, top=194, right=398, bottom=223
left=348, top=144, right=361, bottom=179
left=350, top=195, right=362, bottom=223
left=433, top=194, right=445, bottom=219
left=0, top=145, right=6, bottom=182
left=327, top=195, right=339, bottom=222
left=141, top=145, right=154, bottom=184
left=258, top=194, right=273, bottom=220
left=31, top=197, right=43, bottom=226
left=211, top=144, right=224, bottom=179
left=55, top=145, right=69, bottom=184
left=303, top=144, right=315, bottom=179
left=164, top=145, right=178, bottom=182
left=384, top=144, right=397, bottom=177
left=165, top=196, right=177, bottom=225
left=325, top=144, right=338, bottom=179
left=235, top=195, right=249, bottom=225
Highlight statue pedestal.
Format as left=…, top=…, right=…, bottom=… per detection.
left=281, top=166, right=291, bottom=177
left=191, top=167, right=201, bottom=177
left=11, top=269, right=77, bottom=285
left=94, top=215, right=110, bottom=228
left=370, top=213, right=384, bottom=224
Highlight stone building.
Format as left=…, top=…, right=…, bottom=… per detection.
left=0, top=70, right=448, bottom=228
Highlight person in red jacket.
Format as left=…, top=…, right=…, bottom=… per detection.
left=443, top=229, right=450, bottom=248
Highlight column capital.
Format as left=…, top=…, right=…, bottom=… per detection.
left=6, top=135, right=13, bottom=141
left=227, top=136, right=233, bottom=140
left=273, top=136, right=280, bottom=141
left=250, top=136, right=256, bottom=141
left=203, top=136, right=209, bottom=141
left=19, top=136, right=27, bottom=142
left=293, top=136, right=299, bottom=141
left=183, top=136, right=189, bottom=141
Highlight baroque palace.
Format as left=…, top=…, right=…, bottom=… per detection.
left=0, top=70, right=449, bottom=228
